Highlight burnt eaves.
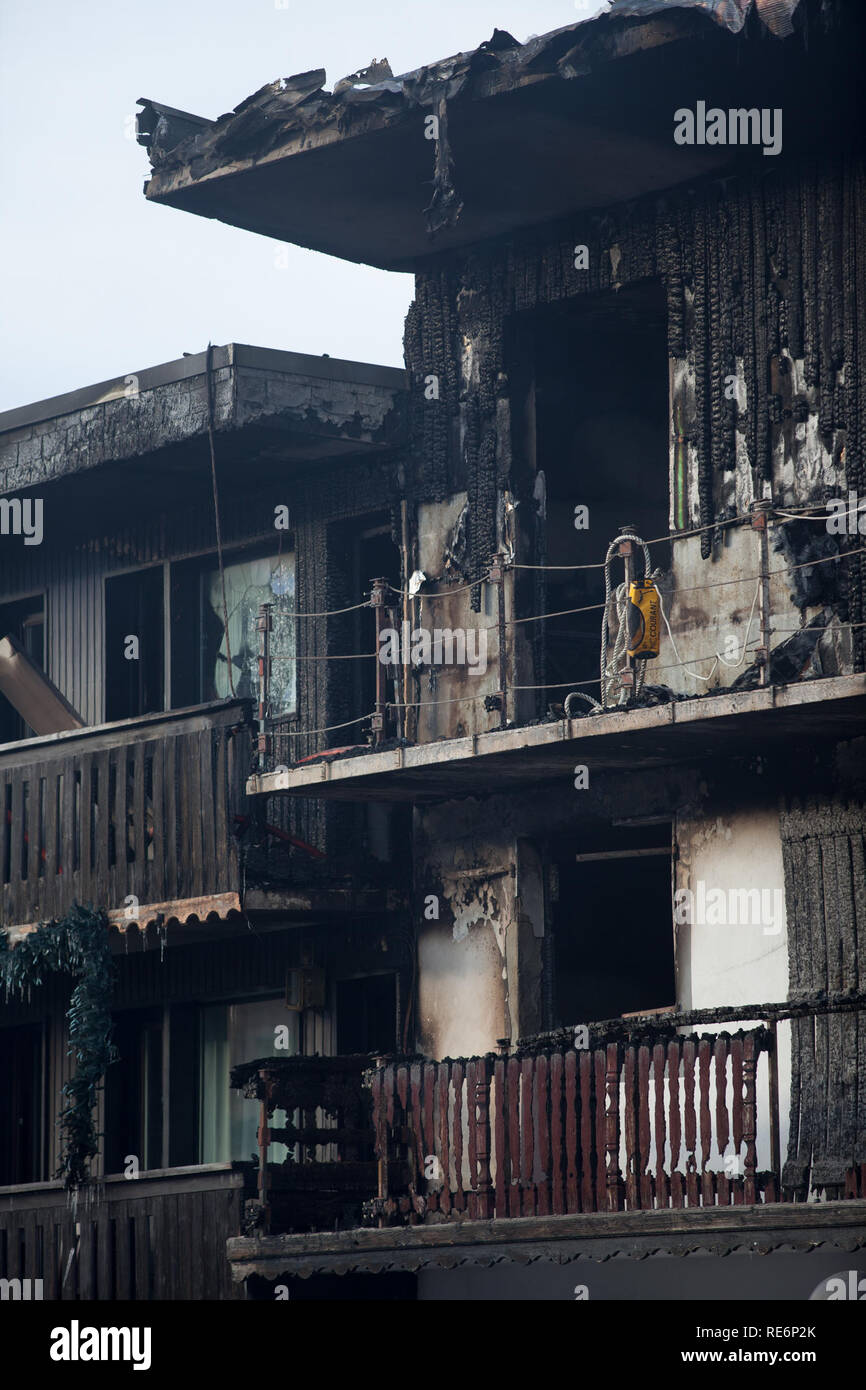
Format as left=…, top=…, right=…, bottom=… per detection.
left=0, top=344, right=407, bottom=500
left=136, top=0, right=825, bottom=272
left=135, top=99, right=213, bottom=157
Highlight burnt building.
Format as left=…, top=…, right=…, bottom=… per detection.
left=2, top=0, right=866, bottom=1302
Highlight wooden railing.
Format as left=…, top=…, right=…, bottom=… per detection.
left=234, top=1001, right=866, bottom=1234
left=368, top=1030, right=780, bottom=1224
left=231, top=1055, right=402, bottom=1235
left=0, top=1163, right=254, bottom=1300
left=0, top=700, right=253, bottom=927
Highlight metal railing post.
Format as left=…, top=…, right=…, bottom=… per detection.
left=256, top=602, right=272, bottom=770
left=489, top=554, right=508, bottom=728
left=750, top=500, right=773, bottom=687
left=370, top=577, right=389, bottom=747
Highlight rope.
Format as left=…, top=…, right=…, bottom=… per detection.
left=564, top=690, right=603, bottom=715
left=271, top=714, right=371, bottom=741
left=656, top=582, right=760, bottom=686
left=600, top=534, right=652, bottom=709
left=294, top=651, right=377, bottom=662
left=387, top=570, right=492, bottom=599
left=288, top=599, right=373, bottom=618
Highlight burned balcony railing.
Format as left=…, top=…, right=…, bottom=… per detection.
left=230, top=1054, right=412, bottom=1235
left=368, top=1028, right=778, bottom=1225
left=235, top=999, right=866, bottom=1235
left=0, top=699, right=254, bottom=929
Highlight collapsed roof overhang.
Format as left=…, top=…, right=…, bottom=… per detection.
left=138, top=0, right=812, bottom=272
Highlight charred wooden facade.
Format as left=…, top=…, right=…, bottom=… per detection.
left=0, top=346, right=417, bottom=1297
left=3, top=0, right=866, bottom=1301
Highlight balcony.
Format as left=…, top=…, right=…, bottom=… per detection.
left=226, top=998, right=866, bottom=1285
left=0, top=700, right=254, bottom=933
left=0, top=1163, right=254, bottom=1299
left=248, top=674, right=866, bottom=804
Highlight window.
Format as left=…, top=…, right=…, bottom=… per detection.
left=103, top=1008, right=163, bottom=1174
left=0, top=594, right=45, bottom=742
left=199, top=997, right=298, bottom=1164
left=0, top=1024, right=43, bottom=1184
left=171, top=550, right=296, bottom=714
left=105, top=567, right=165, bottom=721
left=336, top=974, right=397, bottom=1054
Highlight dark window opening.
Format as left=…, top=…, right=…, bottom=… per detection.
left=337, top=974, right=397, bottom=1055
left=353, top=521, right=401, bottom=726
left=0, top=1024, right=43, bottom=1184
left=0, top=594, right=45, bottom=742
left=551, top=822, right=675, bottom=1024
left=103, top=1008, right=163, bottom=1174
left=508, top=281, right=670, bottom=696
left=105, top=568, right=164, bottom=721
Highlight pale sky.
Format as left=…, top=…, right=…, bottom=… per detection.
left=0, top=0, right=605, bottom=411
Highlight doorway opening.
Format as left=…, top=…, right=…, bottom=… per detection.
left=353, top=519, right=401, bottom=725
left=337, top=973, right=397, bottom=1055
left=508, top=280, right=670, bottom=696
left=550, top=821, right=675, bottom=1024
left=105, top=567, right=164, bottom=721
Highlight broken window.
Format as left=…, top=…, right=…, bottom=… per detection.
left=105, top=567, right=165, bottom=721
left=171, top=549, right=295, bottom=713
left=508, top=281, right=670, bottom=696
left=0, top=594, right=46, bottom=741
left=551, top=823, right=675, bottom=1023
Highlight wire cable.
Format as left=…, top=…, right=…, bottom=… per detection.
left=205, top=343, right=235, bottom=697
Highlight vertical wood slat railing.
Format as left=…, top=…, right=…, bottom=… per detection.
left=0, top=701, right=253, bottom=927
left=0, top=1165, right=253, bottom=1300
left=368, top=1028, right=776, bottom=1224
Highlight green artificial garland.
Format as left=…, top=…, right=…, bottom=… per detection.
left=0, top=903, right=116, bottom=1189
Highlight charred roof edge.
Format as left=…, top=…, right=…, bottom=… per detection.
left=0, top=343, right=406, bottom=438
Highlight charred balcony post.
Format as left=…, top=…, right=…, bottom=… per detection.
left=489, top=553, right=507, bottom=730
left=750, top=500, right=773, bottom=688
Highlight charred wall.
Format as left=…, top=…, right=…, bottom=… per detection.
left=404, top=155, right=866, bottom=663
left=780, top=796, right=866, bottom=1195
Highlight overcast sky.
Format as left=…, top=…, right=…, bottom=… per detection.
left=0, top=0, right=605, bottom=412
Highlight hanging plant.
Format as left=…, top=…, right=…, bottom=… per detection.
left=0, top=903, right=116, bottom=1190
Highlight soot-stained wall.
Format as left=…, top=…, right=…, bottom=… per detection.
left=404, top=154, right=866, bottom=678
left=780, top=796, right=866, bottom=1195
